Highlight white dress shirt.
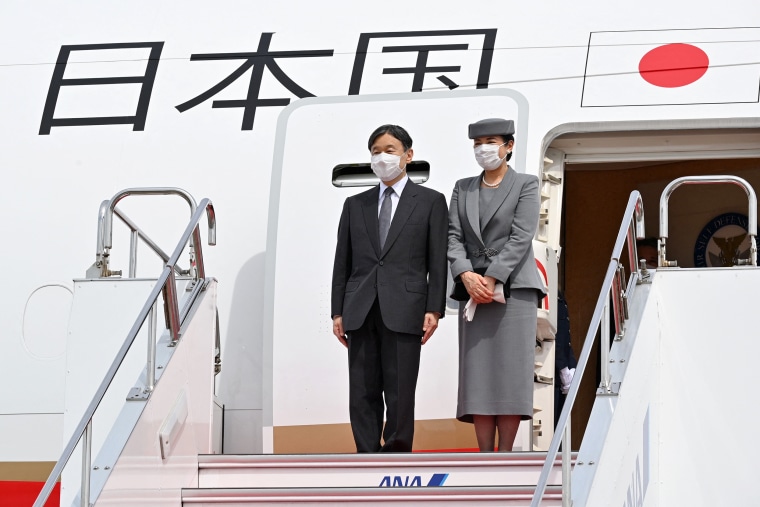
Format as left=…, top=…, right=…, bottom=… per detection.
left=378, top=174, right=409, bottom=220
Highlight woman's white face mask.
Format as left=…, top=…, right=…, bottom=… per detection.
left=474, top=142, right=509, bottom=171
left=371, top=152, right=405, bottom=181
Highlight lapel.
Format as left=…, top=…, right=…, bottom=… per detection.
left=480, top=168, right=517, bottom=230
left=464, top=175, right=485, bottom=246
left=361, top=186, right=382, bottom=258
left=381, top=180, right=419, bottom=258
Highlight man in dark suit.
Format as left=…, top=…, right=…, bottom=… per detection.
left=554, top=290, right=577, bottom=429
left=331, top=124, right=448, bottom=453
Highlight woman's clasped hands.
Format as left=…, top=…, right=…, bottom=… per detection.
left=461, top=271, right=497, bottom=304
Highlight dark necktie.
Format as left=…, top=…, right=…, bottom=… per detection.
left=379, top=187, right=394, bottom=250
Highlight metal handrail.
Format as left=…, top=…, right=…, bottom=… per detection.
left=113, top=207, right=175, bottom=274
left=92, top=188, right=198, bottom=278
left=531, top=191, right=645, bottom=507
left=659, top=175, right=757, bottom=267
left=33, top=198, right=215, bottom=507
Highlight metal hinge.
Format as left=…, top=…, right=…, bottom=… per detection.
left=126, top=387, right=151, bottom=401
left=596, top=382, right=621, bottom=396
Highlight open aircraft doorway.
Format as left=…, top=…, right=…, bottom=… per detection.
left=263, top=90, right=536, bottom=454
left=547, top=125, right=760, bottom=446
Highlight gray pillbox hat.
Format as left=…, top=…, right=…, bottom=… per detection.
left=468, top=118, right=515, bottom=139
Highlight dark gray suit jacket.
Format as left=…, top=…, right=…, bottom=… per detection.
left=332, top=180, right=448, bottom=336
left=448, top=168, right=546, bottom=294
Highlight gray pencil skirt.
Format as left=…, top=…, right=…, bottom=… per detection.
left=456, top=288, right=538, bottom=423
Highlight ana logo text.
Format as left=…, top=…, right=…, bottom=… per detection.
left=378, top=473, right=449, bottom=487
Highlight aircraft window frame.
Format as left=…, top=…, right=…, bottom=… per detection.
left=332, top=161, right=430, bottom=188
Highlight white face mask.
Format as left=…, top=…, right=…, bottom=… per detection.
left=474, top=143, right=509, bottom=171
left=371, top=152, right=405, bottom=181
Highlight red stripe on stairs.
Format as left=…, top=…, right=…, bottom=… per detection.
left=0, top=481, right=60, bottom=506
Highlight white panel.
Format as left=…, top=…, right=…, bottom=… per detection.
left=212, top=397, right=224, bottom=454
left=573, top=281, right=659, bottom=506
left=0, top=414, right=63, bottom=461
left=577, top=268, right=760, bottom=506
left=1, top=283, right=70, bottom=416
left=60, top=279, right=157, bottom=506
left=223, top=409, right=263, bottom=454
left=159, top=390, right=189, bottom=460
left=657, top=268, right=760, bottom=506
left=93, top=282, right=217, bottom=506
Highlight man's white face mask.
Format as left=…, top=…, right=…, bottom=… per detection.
left=371, top=152, right=405, bottom=181
left=474, top=142, right=509, bottom=171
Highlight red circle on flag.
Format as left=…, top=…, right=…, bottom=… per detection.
left=638, top=43, right=709, bottom=88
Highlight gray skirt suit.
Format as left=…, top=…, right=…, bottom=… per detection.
left=447, top=168, right=547, bottom=422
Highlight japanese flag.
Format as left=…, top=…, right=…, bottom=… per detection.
left=581, top=28, right=760, bottom=107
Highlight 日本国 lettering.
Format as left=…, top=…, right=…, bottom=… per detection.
left=348, top=29, right=497, bottom=95
left=176, top=33, right=334, bottom=130
left=39, top=42, right=164, bottom=135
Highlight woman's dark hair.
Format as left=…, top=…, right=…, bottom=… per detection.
left=368, top=124, right=413, bottom=151
left=500, top=134, right=515, bottom=161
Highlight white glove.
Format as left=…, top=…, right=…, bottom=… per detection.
left=463, top=283, right=506, bottom=321
left=560, top=367, right=575, bottom=394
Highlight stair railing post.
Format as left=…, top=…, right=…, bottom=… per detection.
left=165, top=269, right=181, bottom=344
left=146, top=301, right=157, bottom=392
left=562, top=413, right=571, bottom=507
left=600, top=297, right=611, bottom=393
left=81, top=419, right=92, bottom=507
left=129, top=229, right=138, bottom=278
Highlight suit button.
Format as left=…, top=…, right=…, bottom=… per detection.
left=379, top=261, right=384, bottom=266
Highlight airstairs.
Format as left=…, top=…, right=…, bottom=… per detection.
left=182, top=453, right=564, bottom=505
left=34, top=176, right=760, bottom=506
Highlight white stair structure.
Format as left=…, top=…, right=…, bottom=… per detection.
left=33, top=188, right=568, bottom=507
left=182, top=486, right=561, bottom=506
left=568, top=263, right=760, bottom=506
left=196, top=452, right=563, bottom=488
left=180, top=452, right=565, bottom=505
left=558, top=177, right=760, bottom=506
left=35, top=177, right=760, bottom=507
left=534, top=176, right=760, bottom=506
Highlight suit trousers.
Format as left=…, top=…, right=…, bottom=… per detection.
left=347, top=299, right=422, bottom=452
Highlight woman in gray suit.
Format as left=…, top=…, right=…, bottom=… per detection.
left=447, top=118, right=546, bottom=452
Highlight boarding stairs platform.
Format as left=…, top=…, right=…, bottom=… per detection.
left=181, top=452, right=566, bottom=506
left=31, top=188, right=569, bottom=507
left=34, top=177, right=760, bottom=506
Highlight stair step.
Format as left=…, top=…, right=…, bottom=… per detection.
left=182, top=485, right=563, bottom=506
left=198, top=452, right=570, bottom=489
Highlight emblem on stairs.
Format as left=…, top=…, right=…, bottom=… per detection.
left=693, top=212, right=750, bottom=267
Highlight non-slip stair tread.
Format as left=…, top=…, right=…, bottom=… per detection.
left=194, top=452, right=572, bottom=491
left=197, top=451, right=574, bottom=468
left=182, top=485, right=563, bottom=502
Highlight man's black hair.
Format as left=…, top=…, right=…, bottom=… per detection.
left=368, top=124, right=413, bottom=152
left=636, top=237, right=658, bottom=249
